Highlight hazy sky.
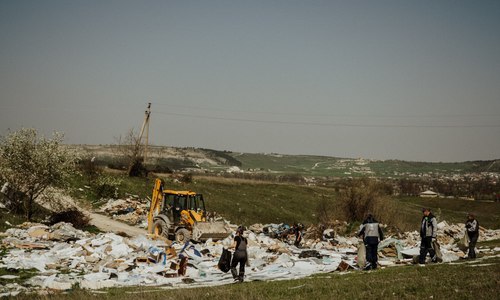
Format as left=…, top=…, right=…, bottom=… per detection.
left=1, top=1, right=499, bottom=162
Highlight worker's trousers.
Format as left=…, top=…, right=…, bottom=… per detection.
left=419, top=237, right=436, bottom=264
left=467, top=233, right=478, bottom=259
left=230, top=250, right=247, bottom=279
left=364, top=237, right=379, bottom=269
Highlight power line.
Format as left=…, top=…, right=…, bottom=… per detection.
left=150, top=102, right=500, bottom=119
left=153, top=111, right=500, bottom=128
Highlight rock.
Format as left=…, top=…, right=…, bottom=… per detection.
left=85, top=256, right=100, bottom=263
left=27, top=226, right=50, bottom=238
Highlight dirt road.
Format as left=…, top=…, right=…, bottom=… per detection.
left=38, top=189, right=148, bottom=237
left=88, top=212, right=147, bottom=236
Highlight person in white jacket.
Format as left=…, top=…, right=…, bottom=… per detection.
left=358, top=214, right=384, bottom=270
left=419, top=208, right=438, bottom=264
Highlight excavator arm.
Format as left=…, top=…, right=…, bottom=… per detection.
left=147, top=178, right=164, bottom=233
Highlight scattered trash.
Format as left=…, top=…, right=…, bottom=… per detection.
left=0, top=219, right=499, bottom=297
left=99, top=198, right=149, bottom=225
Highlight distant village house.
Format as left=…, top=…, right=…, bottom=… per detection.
left=419, top=190, right=439, bottom=198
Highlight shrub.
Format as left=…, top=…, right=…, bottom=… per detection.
left=0, top=128, right=78, bottom=220
left=93, top=175, right=121, bottom=199
left=77, top=155, right=103, bottom=185
left=335, top=178, right=401, bottom=230
left=180, top=173, right=193, bottom=184
left=49, top=209, right=90, bottom=229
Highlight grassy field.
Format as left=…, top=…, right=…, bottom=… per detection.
left=8, top=255, right=500, bottom=300
left=396, top=196, right=500, bottom=229
left=64, top=173, right=500, bottom=230
left=2, top=173, right=500, bottom=299
left=3, top=172, right=498, bottom=233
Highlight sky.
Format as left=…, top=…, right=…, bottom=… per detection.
left=1, top=0, right=499, bottom=162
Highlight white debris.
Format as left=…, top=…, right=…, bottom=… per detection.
left=0, top=275, right=19, bottom=279
left=0, top=220, right=499, bottom=296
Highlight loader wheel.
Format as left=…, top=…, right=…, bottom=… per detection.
left=153, top=219, right=168, bottom=237
left=175, top=228, right=191, bottom=244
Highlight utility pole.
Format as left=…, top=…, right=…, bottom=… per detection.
left=138, top=103, right=151, bottom=164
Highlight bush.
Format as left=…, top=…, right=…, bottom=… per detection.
left=128, top=158, right=148, bottom=177
left=77, top=155, right=103, bottom=185
left=180, top=173, right=193, bottom=184
left=49, top=209, right=90, bottom=229
left=335, top=178, right=400, bottom=229
left=316, top=195, right=336, bottom=225
left=0, top=128, right=78, bottom=220
left=93, top=175, right=121, bottom=199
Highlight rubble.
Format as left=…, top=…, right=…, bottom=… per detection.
left=99, top=198, right=149, bottom=226
left=0, top=220, right=499, bottom=297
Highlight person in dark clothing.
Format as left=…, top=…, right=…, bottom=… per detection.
left=229, top=226, right=247, bottom=282
left=293, top=223, right=303, bottom=247
left=358, top=214, right=384, bottom=270
left=419, top=208, right=438, bottom=264
left=465, top=213, right=479, bottom=259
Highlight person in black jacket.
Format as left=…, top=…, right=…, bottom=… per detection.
left=293, top=223, right=303, bottom=247
left=465, top=213, right=479, bottom=259
left=358, top=214, right=384, bottom=270
left=229, top=226, right=247, bottom=282
left=419, top=208, right=438, bottom=264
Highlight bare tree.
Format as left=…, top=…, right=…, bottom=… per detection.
left=316, top=195, right=336, bottom=225
left=116, top=128, right=147, bottom=177
left=336, top=178, right=397, bottom=226
left=0, top=128, right=78, bottom=220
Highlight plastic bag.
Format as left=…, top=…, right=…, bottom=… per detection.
left=218, top=248, right=232, bottom=273
left=357, top=242, right=366, bottom=268
left=431, top=239, right=443, bottom=262
left=457, top=232, right=469, bottom=252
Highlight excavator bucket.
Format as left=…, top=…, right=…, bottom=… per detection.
left=192, top=221, right=231, bottom=242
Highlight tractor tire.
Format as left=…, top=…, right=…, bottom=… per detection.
left=175, top=228, right=191, bottom=244
left=153, top=219, right=169, bottom=237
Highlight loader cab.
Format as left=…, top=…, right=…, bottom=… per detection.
left=188, top=194, right=206, bottom=214
left=162, top=191, right=206, bottom=224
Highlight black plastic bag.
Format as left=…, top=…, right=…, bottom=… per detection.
left=218, top=248, right=232, bottom=273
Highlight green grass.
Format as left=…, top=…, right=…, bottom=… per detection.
left=0, top=268, right=38, bottom=287
left=2, top=171, right=500, bottom=299
left=148, top=177, right=500, bottom=230
left=397, top=196, right=500, bottom=229
left=80, top=224, right=103, bottom=234
left=65, top=173, right=500, bottom=230
left=478, top=239, right=500, bottom=248
left=2, top=172, right=498, bottom=236
left=10, top=257, right=500, bottom=300
left=0, top=211, right=25, bottom=232
left=156, top=176, right=336, bottom=226
left=68, top=173, right=157, bottom=205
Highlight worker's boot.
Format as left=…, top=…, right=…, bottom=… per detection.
left=231, top=268, right=238, bottom=280
left=238, top=272, right=245, bottom=283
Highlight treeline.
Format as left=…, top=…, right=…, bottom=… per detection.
left=396, top=177, right=499, bottom=200
left=211, top=173, right=499, bottom=200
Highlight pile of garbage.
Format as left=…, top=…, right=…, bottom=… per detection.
left=99, top=198, right=149, bottom=226
left=1, top=220, right=499, bottom=297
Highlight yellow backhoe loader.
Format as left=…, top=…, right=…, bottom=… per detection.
left=147, top=178, right=230, bottom=243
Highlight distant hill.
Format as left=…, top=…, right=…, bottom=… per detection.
left=73, top=144, right=499, bottom=178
